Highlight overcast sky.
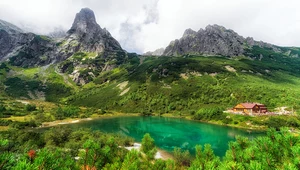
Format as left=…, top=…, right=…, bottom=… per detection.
left=0, top=0, right=300, bottom=54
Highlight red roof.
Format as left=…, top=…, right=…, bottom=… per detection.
left=240, top=103, right=257, bottom=109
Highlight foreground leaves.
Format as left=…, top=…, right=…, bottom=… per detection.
left=0, top=127, right=299, bottom=169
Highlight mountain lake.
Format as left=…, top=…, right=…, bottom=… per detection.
left=63, top=116, right=263, bottom=157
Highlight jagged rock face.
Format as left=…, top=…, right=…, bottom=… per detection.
left=68, top=8, right=99, bottom=39
left=144, top=48, right=165, bottom=56
left=59, top=8, right=123, bottom=59
left=163, top=25, right=282, bottom=57
left=9, top=34, right=57, bottom=67
left=0, top=30, right=14, bottom=58
left=164, top=25, right=246, bottom=56
left=57, top=8, right=126, bottom=85
left=0, top=19, right=57, bottom=66
left=0, top=19, right=23, bottom=34
left=0, top=20, right=23, bottom=61
left=0, top=8, right=125, bottom=72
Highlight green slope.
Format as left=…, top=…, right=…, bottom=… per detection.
left=1, top=46, right=300, bottom=115
left=66, top=54, right=300, bottom=114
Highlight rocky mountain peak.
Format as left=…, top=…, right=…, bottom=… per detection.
left=57, top=8, right=126, bottom=85
left=68, top=8, right=99, bottom=36
left=62, top=8, right=122, bottom=54
left=0, top=19, right=23, bottom=34
left=202, top=24, right=242, bottom=40
left=144, top=48, right=165, bottom=56
left=163, top=24, right=250, bottom=56
left=205, top=24, right=226, bottom=31
left=183, top=28, right=197, bottom=37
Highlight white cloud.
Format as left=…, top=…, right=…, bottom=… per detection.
left=0, top=0, right=300, bottom=53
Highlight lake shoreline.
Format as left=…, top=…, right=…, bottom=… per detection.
left=35, top=113, right=266, bottom=159
left=40, top=115, right=175, bottom=160
left=157, top=113, right=267, bottom=131
left=39, top=112, right=267, bottom=132
left=39, top=112, right=140, bottom=128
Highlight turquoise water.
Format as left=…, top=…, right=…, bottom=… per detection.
left=65, top=116, right=262, bottom=157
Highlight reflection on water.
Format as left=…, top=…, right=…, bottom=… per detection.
left=65, top=116, right=263, bottom=157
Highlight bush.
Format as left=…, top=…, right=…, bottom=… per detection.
left=55, top=106, right=80, bottom=120
left=45, top=83, right=72, bottom=102
left=9, top=121, right=38, bottom=129
left=0, top=119, right=13, bottom=126
left=222, top=117, right=233, bottom=124
left=141, top=133, right=157, bottom=160
left=0, top=104, right=6, bottom=112
left=25, top=104, right=36, bottom=112
left=140, top=110, right=152, bottom=116
left=193, top=107, right=225, bottom=121
left=286, top=117, right=300, bottom=127
left=173, top=147, right=192, bottom=167
left=266, top=117, right=287, bottom=130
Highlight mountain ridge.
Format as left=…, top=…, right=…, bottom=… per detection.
left=0, top=19, right=23, bottom=34
left=163, top=24, right=282, bottom=57
left=1, top=8, right=300, bottom=113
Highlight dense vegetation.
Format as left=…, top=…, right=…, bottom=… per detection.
left=1, top=49, right=300, bottom=130
left=0, top=127, right=299, bottom=169
left=2, top=47, right=300, bottom=115
left=0, top=98, right=105, bottom=129
left=1, top=46, right=300, bottom=169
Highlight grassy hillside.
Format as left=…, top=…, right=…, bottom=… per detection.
left=1, top=47, right=300, bottom=124
left=66, top=54, right=300, bottom=115
left=0, top=63, right=75, bottom=102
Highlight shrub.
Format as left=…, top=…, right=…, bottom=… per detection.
left=141, top=133, right=157, bottom=160
left=222, top=117, right=233, bottom=124
left=266, top=117, right=287, bottom=130
left=54, top=106, right=80, bottom=120
left=0, top=104, right=6, bottom=112
left=173, top=147, right=192, bottom=167
left=193, top=107, right=225, bottom=121
left=25, top=104, right=36, bottom=112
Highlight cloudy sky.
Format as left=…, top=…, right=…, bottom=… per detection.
left=0, top=0, right=300, bottom=54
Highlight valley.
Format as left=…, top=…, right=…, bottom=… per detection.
left=0, top=7, right=300, bottom=170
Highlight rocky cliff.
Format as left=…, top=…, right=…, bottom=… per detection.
left=0, top=8, right=125, bottom=68
left=144, top=48, right=165, bottom=56
left=58, top=8, right=123, bottom=60
left=56, top=8, right=126, bottom=85
left=163, top=25, right=279, bottom=57
left=0, top=19, right=57, bottom=67
left=0, top=19, right=24, bottom=61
